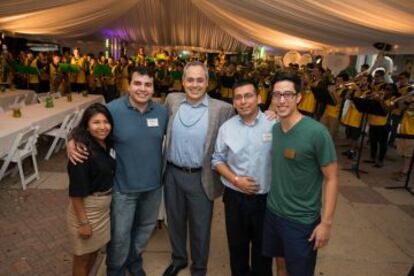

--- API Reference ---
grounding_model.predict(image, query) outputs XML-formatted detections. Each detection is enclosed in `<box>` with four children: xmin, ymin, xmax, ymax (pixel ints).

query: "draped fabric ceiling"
<box><xmin>0</xmin><ymin>0</ymin><xmax>414</xmax><ymax>54</ymax></box>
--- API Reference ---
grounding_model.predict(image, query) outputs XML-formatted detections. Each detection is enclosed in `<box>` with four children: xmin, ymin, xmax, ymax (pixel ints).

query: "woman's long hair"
<box><xmin>70</xmin><ymin>103</ymin><xmax>114</xmax><ymax>154</ymax></box>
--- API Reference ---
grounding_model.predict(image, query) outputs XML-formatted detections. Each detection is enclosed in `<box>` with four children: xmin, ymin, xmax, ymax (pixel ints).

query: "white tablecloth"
<box><xmin>0</xmin><ymin>89</ymin><xmax>37</xmax><ymax>111</ymax></box>
<box><xmin>0</xmin><ymin>94</ymin><xmax>105</xmax><ymax>157</ymax></box>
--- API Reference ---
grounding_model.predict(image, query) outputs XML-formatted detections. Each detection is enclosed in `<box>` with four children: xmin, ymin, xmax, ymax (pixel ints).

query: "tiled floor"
<box><xmin>0</xmin><ymin>136</ymin><xmax>413</xmax><ymax>275</ymax></box>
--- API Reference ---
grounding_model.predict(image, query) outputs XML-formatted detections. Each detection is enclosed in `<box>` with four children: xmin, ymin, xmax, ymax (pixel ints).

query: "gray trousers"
<box><xmin>164</xmin><ymin>164</ymin><xmax>213</xmax><ymax>276</ymax></box>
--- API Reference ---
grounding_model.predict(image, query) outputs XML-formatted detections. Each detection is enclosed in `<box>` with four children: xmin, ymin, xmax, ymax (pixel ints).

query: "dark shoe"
<box><xmin>373</xmin><ymin>161</ymin><xmax>384</xmax><ymax>168</ymax></box>
<box><xmin>342</xmin><ymin>150</ymin><xmax>351</xmax><ymax>156</ymax></box>
<box><xmin>347</xmin><ymin>150</ymin><xmax>355</xmax><ymax>160</ymax></box>
<box><xmin>163</xmin><ymin>263</ymin><xmax>188</xmax><ymax>276</ymax></box>
<box><xmin>363</xmin><ymin>159</ymin><xmax>375</xmax><ymax>163</ymax></box>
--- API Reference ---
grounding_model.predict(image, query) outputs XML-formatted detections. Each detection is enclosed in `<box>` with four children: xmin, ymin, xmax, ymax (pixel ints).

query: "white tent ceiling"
<box><xmin>1</xmin><ymin>0</ymin><xmax>414</xmax><ymax>54</ymax></box>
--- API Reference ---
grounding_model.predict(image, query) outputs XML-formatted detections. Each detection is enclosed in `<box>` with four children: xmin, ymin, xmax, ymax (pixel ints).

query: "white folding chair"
<box><xmin>43</xmin><ymin>110</ymin><xmax>79</xmax><ymax>160</ymax></box>
<box><xmin>13</xmin><ymin>94</ymin><xmax>27</xmax><ymax>106</ymax></box>
<box><xmin>25</xmin><ymin>92</ymin><xmax>36</xmax><ymax>105</ymax></box>
<box><xmin>72</xmin><ymin>108</ymin><xmax>85</xmax><ymax>127</ymax></box>
<box><xmin>0</xmin><ymin>126</ymin><xmax>40</xmax><ymax>190</ymax></box>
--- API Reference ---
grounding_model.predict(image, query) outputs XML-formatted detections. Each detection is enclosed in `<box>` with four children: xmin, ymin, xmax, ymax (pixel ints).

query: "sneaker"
<box><xmin>342</xmin><ymin>150</ymin><xmax>351</xmax><ymax>156</ymax></box>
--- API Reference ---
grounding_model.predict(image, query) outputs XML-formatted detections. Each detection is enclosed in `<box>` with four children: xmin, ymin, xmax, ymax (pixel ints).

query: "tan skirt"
<box><xmin>66</xmin><ymin>194</ymin><xmax>112</xmax><ymax>256</ymax></box>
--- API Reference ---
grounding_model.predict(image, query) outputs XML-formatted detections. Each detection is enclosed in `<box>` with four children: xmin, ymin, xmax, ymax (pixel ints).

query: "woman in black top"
<box><xmin>66</xmin><ymin>103</ymin><xmax>115</xmax><ymax>276</ymax></box>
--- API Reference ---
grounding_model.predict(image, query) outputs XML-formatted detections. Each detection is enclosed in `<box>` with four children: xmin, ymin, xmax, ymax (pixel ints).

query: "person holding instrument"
<box><xmin>393</xmin><ymin>86</ymin><xmax>414</xmax><ymax>181</ymax></box>
<box><xmin>364</xmin><ymin>81</ymin><xmax>395</xmax><ymax>168</ymax></box>
<box><xmin>341</xmin><ymin>74</ymin><xmax>371</xmax><ymax>159</ymax></box>
<box><xmin>66</xmin><ymin>103</ymin><xmax>115</xmax><ymax>276</ymax></box>
<box><xmin>389</xmin><ymin>71</ymin><xmax>413</xmax><ymax>147</ymax></box>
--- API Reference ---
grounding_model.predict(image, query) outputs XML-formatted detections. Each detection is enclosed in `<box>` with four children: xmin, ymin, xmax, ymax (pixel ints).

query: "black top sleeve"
<box><xmin>68</xmin><ymin>161</ymin><xmax>91</xmax><ymax>197</ymax></box>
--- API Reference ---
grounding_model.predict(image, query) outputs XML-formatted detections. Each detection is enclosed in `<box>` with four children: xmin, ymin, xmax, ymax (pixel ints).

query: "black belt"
<box><xmin>168</xmin><ymin>162</ymin><xmax>202</xmax><ymax>173</ymax></box>
<box><xmin>92</xmin><ymin>188</ymin><xmax>112</xmax><ymax>197</ymax></box>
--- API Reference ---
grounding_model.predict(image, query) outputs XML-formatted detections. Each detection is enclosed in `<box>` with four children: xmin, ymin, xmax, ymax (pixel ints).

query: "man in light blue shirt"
<box><xmin>168</xmin><ymin>95</ymin><xmax>208</xmax><ymax>168</ymax></box>
<box><xmin>163</xmin><ymin>62</ymin><xmax>234</xmax><ymax>276</ymax></box>
<box><xmin>212</xmin><ymin>80</ymin><xmax>286</xmax><ymax>276</ymax></box>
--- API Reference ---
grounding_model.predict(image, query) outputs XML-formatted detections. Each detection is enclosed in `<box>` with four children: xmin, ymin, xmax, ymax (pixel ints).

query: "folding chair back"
<box><xmin>44</xmin><ymin>110</ymin><xmax>79</xmax><ymax>160</ymax></box>
<box><xmin>0</xmin><ymin>126</ymin><xmax>40</xmax><ymax>189</ymax></box>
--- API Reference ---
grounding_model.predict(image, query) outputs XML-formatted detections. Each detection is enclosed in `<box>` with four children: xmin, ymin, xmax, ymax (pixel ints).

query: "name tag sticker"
<box><xmin>262</xmin><ymin>133</ymin><xmax>272</xmax><ymax>143</ymax></box>
<box><xmin>109</xmin><ymin>148</ymin><xmax>116</xmax><ymax>159</ymax></box>
<box><xmin>284</xmin><ymin>148</ymin><xmax>296</xmax><ymax>159</ymax></box>
<box><xmin>147</xmin><ymin>118</ymin><xmax>159</xmax><ymax>127</ymax></box>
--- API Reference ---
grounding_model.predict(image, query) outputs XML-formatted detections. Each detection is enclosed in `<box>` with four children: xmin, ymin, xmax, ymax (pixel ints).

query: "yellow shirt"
<box><xmin>392</xmin><ymin>85</ymin><xmax>412</xmax><ymax>116</ymax></box>
<box><xmin>341</xmin><ymin>90</ymin><xmax>364</xmax><ymax>128</ymax></box>
<box><xmin>70</xmin><ymin>56</ymin><xmax>86</xmax><ymax>84</ymax></box>
<box><xmin>323</xmin><ymin>88</ymin><xmax>345</xmax><ymax>119</ymax></box>
<box><xmin>28</xmin><ymin>58</ymin><xmax>39</xmax><ymax>84</ymax></box>
<box><xmin>120</xmin><ymin>65</ymin><xmax>130</xmax><ymax>92</ymax></box>
<box><xmin>259</xmin><ymin>86</ymin><xmax>269</xmax><ymax>105</ymax></box>
<box><xmin>106</xmin><ymin>64</ymin><xmax>117</xmax><ymax>86</ymax></box>
<box><xmin>368</xmin><ymin>99</ymin><xmax>390</xmax><ymax>126</ymax></box>
<box><xmin>298</xmin><ymin>89</ymin><xmax>316</xmax><ymax>114</ymax></box>
<box><xmin>400</xmin><ymin>98</ymin><xmax>414</xmax><ymax>135</ymax></box>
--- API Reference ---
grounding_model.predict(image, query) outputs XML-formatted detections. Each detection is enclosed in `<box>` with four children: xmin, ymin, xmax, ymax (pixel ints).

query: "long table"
<box><xmin>0</xmin><ymin>89</ymin><xmax>37</xmax><ymax>111</ymax></box>
<box><xmin>0</xmin><ymin>94</ymin><xmax>104</xmax><ymax>157</ymax></box>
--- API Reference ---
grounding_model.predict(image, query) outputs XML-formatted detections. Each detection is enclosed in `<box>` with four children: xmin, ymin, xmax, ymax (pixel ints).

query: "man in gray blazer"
<box><xmin>163</xmin><ymin>61</ymin><xmax>234</xmax><ymax>276</ymax></box>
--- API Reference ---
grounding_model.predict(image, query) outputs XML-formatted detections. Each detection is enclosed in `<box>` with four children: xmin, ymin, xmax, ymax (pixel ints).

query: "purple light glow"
<box><xmin>100</xmin><ymin>28</ymin><xmax>128</xmax><ymax>40</ymax></box>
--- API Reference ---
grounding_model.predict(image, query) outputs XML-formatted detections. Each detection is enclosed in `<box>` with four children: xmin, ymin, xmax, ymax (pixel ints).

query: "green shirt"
<box><xmin>267</xmin><ymin>116</ymin><xmax>336</xmax><ymax>224</ymax></box>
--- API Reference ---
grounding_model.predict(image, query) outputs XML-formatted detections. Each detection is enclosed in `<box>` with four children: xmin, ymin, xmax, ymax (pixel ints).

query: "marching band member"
<box><xmin>365</xmin><ymin>82</ymin><xmax>394</xmax><ymax>168</ymax></box>
<box><xmin>70</xmin><ymin>48</ymin><xmax>87</xmax><ymax>92</ymax></box>
<box><xmin>298</xmin><ymin>71</ymin><xmax>317</xmax><ymax>117</ymax></box>
<box><xmin>389</xmin><ymin>71</ymin><xmax>413</xmax><ymax>147</ymax></box>
<box><xmin>394</xmin><ymin>87</ymin><xmax>414</xmax><ymax>181</ymax></box>
<box><xmin>341</xmin><ymin>75</ymin><xmax>371</xmax><ymax>159</ymax></box>
<box><xmin>25</xmin><ymin>51</ymin><xmax>40</xmax><ymax>93</ymax></box>
<box><xmin>320</xmin><ymin>73</ymin><xmax>349</xmax><ymax>140</ymax></box>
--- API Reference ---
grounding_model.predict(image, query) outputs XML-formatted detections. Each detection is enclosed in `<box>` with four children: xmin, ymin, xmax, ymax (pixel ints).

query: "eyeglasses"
<box><xmin>234</xmin><ymin>92</ymin><xmax>256</xmax><ymax>101</ymax></box>
<box><xmin>271</xmin><ymin>91</ymin><xmax>297</xmax><ymax>101</ymax></box>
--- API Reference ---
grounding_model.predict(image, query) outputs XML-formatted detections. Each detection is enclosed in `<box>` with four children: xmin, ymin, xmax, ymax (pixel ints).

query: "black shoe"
<box><xmin>373</xmin><ymin>161</ymin><xmax>384</xmax><ymax>168</ymax></box>
<box><xmin>347</xmin><ymin>150</ymin><xmax>355</xmax><ymax>160</ymax></box>
<box><xmin>363</xmin><ymin>159</ymin><xmax>376</xmax><ymax>163</ymax></box>
<box><xmin>163</xmin><ymin>263</ymin><xmax>188</xmax><ymax>276</ymax></box>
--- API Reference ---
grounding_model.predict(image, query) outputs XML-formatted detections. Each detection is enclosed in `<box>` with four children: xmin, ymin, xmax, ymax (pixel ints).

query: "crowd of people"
<box><xmin>3</xmin><ymin>45</ymin><xmax>412</xmax><ymax>276</ymax></box>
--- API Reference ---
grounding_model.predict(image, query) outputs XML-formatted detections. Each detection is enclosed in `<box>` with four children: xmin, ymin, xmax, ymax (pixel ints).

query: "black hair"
<box><xmin>232</xmin><ymin>79</ymin><xmax>258</xmax><ymax>94</ymax></box>
<box><xmin>374</xmin><ymin>70</ymin><xmax>385</xmax><ymax>77</ymax></box>
<box><xmin>399</xmin><ymin>71</ymin><xmax>410</xmax><ymax>79</ymax></box>
<box><xmin>129</xmin><ymin>66</ymin><xmax>154</xmax><ymax>83</ymax></box>
<box><xmin>361</xmin><ymin>64</ymin><xmax>370</xmax><ymax>70</ymax></box>
<box><xmin>272</xmin><ymin>71</ymin><xmax>302</xmax><ymax>93</ymax></box>
<box><xmin>70</xmin><ymin>103</ymin><xmax>114</xmax><ymax>153</ymax></box>
<box><xmin>337</xmin><ymin>72</ymin><xmax>350</xmax><ymax>82</ymax></box>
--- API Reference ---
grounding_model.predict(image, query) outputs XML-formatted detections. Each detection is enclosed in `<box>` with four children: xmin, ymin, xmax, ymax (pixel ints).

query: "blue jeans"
<box><xmin>106</xmin><ymin>187</ymin><xmax>162</xmax><ymax>276</ymax></box>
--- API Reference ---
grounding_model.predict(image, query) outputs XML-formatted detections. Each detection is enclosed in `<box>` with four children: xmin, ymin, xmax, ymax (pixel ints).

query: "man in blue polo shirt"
<box><xmin>68</xmin><ymin>67</ymin><xmax>168</xmax><ymax>276</ymax></box>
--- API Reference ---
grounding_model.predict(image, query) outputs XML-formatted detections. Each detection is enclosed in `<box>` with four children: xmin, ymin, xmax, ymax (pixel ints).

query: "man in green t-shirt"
<box><xmin>262</xmin><ymin>71</ymin><xmax>338</xmax><ymax>276</ymax></box>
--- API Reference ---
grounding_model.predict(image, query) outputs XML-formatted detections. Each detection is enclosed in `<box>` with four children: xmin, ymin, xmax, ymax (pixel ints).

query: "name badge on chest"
<box><xmin>147</xmin><ymin>118</ymin><xmax>159</xmax><ymax>127</ymax></box>
<box><xmin>109</xmin><ymin>148</ymin><xmax>116</xmax><ymax>159</ymax></box>
<box><xmin>262</xmin><ymin>133</ymin><xmax>272</xmax><ymax>143</ymax></box>
<box><xmin>284</xmin><ymin>148</ymin><xmax>296</xmax><ymax>159</ymax></box>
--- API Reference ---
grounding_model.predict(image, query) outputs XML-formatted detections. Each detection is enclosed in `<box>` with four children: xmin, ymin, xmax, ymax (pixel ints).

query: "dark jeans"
<box><xmin>223</xmin><ymin>188</ymin><xmax>272</xmax><ymax>276</ymax></box>
<box><xmin>369</xmin><ymin>125</ymin><xmax>389</xmax><ymax>162</ymax></box>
